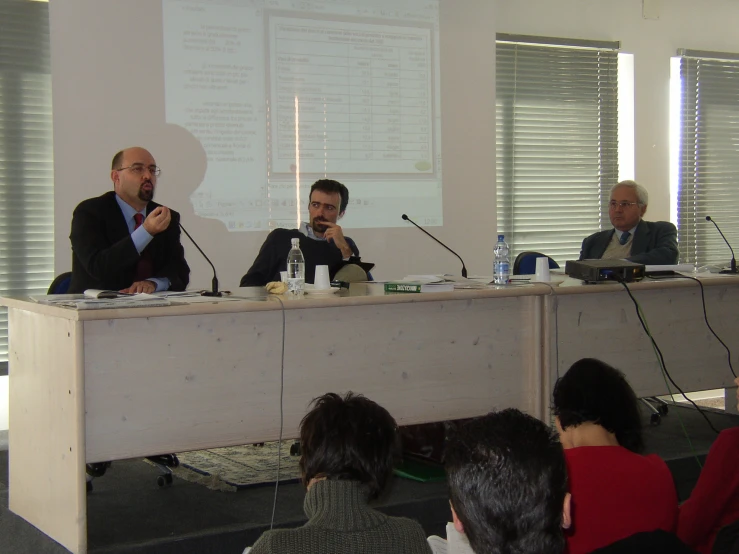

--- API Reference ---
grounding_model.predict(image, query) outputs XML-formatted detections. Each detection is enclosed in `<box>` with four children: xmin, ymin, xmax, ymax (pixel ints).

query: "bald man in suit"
<box><xmin>69</xmin><ymin>146</ymin><xmax>189</xmax><ymax>294</ymax></box>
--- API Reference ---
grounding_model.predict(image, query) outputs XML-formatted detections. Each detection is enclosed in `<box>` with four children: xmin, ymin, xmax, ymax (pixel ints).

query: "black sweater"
<box><xmin>240</xmin><ymin>228</ymin><xmax>359</xmax><ymax>287</ymax></box>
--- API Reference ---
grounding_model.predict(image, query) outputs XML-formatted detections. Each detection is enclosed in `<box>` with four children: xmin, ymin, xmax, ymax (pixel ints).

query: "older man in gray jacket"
<box><xmin>579</xmin><ymin>180</ymin><xmax>679</xmax><ymax>265</ymax></box>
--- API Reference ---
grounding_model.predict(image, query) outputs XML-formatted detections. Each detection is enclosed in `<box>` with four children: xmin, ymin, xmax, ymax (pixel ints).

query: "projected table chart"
<box><xmin>270</xmin><ymin>16</ymin><xmax>436</xmax><ymax>173</ymax></box>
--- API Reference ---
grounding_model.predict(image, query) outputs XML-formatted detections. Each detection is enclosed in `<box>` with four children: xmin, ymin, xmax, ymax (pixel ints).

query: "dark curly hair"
<box><xmin>445</xmin><ymin>409</ymin><xmax>568</xmax><ymax>554</ymax></box>
<box><xmin>310</xmin><ymin>179</ymin><xmax>349</xmax><ymax>213</ymax></box>
<box><xmin>299</xmin><ymin>392</ymin><xmax>399</xmax><ymax>499</ymax></box>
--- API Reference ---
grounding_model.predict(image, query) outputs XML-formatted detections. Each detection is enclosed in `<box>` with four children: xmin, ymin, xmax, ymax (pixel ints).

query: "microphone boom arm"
<box><xmin>706</xmin><ymin>216</ymin><xmax>737</xmax><ymax>274</ymax></box>
<box><xmin>179</xmin><ymin>222</ymin><xmax>222</xmax><ymax>296</ymax></box>
<box><xmin>402</xmin><ymin>214</ymin><xmax>468</xmax><ymax>278</ymax></box>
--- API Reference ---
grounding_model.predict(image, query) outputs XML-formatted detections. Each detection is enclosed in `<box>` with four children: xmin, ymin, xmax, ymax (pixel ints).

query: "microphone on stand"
<box><xmin>705</xmin><ymin>216</ymin><xmax>737</xmax><ymax>274</ymax></box>
<box><xmin>178</xmin><ymin>222</ymin><xmax>223</xmax><ymax>296</ymax></box>
<box><xmin>401</xmin><ymin>214</ymin><xmax>468</xmax><ymax>278</ymax></box>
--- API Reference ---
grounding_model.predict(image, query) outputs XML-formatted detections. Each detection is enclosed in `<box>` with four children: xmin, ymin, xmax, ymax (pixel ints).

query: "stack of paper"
<box><xmin>35</xmin><ymin>293</ymin><xmax>171</xmax><ymax>310</ymax></box>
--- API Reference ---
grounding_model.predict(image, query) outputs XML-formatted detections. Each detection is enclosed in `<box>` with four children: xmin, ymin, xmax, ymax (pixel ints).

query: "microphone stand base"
<box><xmin>201</xmin><ymin>291</ymin><xmax>223</xmax><ymax>297</ymax></box>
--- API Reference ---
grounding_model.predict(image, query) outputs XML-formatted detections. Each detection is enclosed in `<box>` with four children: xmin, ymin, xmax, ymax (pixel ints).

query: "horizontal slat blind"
<box><xmin>678</xmin><ymin>54</ymin><xmax>739</xmax><ymax>267</ymax></box>
<box><xmin>496</xmin><ymin>37</ymin><xmax>619</xmax><ymax>264</ymax></box>
<box><xmin>0</xmin><ymin>0</ymin><xmax>55</xmax><ymax>372</ymax></box>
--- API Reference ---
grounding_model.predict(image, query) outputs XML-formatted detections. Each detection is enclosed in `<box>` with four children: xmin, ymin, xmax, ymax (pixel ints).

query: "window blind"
<box><xmin>677</xmin><ymin>50</ymin><xmax>739</xmax><ymax>268</ymax></box>
<box><xmin>0</xmin><ymin>0</ymin><xmax>55</xmax><ymax>375</ymax></box>
<box><xmin>496</xmin><ymin>34</ymin><xmax>619</xmax><ymax>264</ymax></box>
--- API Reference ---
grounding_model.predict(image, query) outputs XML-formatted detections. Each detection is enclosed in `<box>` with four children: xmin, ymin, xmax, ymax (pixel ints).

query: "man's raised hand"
<box><xmin>322</xmin><ymin>221</ymin><xmax>353</xmax><ymax>258</ymax></box>
<box><xmin>143</xmin><ymin>206</ymin><xmax>171</xmax><ymax>235</ymax></box>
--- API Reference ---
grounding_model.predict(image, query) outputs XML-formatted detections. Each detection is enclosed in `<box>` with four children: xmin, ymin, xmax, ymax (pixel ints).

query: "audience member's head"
<box><xmin>299</xmin><ymin>391</ymin><xmax>399</xmax><ymax>499</ymax></box>
<box><xmin>553</xmin><ymin>358</ymin><xmax>643</xmax><ymax>453</ymax></box>
<box><xmin>445</xmin><ymin>408</ymin><xmax>571</xmax><ymax>554</ymax></box>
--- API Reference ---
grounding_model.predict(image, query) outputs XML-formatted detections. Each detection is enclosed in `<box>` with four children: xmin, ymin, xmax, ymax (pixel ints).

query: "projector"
<box><xmin>565</xmin><ymin>259</ymin><xmax>645</xmax><ymax>283</ymax></box>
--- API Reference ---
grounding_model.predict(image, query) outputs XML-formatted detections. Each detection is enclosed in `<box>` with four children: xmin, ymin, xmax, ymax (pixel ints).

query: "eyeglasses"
<box><xmin>116</xmin><ymin>164</ymin><xmax>161</xmax><ymax>177</ymax></box>
<box><xmin>608</xmin><ymin>201</ymin><xmax>639</xmax><ymax>209</ymax></box>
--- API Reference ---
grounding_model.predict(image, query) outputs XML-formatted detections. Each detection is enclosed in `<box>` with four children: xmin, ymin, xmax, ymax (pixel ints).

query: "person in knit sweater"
<box><xmin>553</xmin><ymin>358</ymin><xmax>679</xmax><ymax>554</ymax></box>
<box><xmin>246</xmin><ymin>392</ymin><xmax>432</xmax><ymax>554</ymax></box>
<box><xmin>441</xmin><ymin>409</ymin><xmax>572</xmax><ymax>554</ymax></box>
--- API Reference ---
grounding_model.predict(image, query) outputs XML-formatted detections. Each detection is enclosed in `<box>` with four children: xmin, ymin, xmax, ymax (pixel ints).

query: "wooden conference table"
<box><xmin>2</xmin><ymin>274</ymin><xmax>739</xmax><ymax>553</ymax></box>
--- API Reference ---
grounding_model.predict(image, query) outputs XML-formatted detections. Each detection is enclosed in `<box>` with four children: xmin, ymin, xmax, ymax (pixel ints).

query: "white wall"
<box><xmin>50</xmin><ymin>0</ymin><xmax>496</xmax><ymax>286</ymax></box>
<box><xmin>50</xmin><ymin>0</ymin><xmax>739</xmax><ymax>287</ymax></box>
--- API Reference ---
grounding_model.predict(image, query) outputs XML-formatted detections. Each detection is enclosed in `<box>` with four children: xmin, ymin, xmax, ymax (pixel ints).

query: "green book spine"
<box><xmin>384</xmin><ymin>282</ymin><xmax>423</xmax><ymax>293</ymax></box>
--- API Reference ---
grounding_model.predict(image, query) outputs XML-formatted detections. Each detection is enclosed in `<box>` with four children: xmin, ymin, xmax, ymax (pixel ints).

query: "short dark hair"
<box><xmin>445</xmin><ymin>409</ymin><xmax>568</xmax><ymax>554</ymax></box>
<box><xmin>309</xmin><ymin>179</ymin><xmax>349</xmax><ymax>213</ymax></box>
<box><xmin>111</xmin><ymin>150</ymin><xmax>125</xmax><ymax>170</ymax></box>
<box><xmin>299</xmin><ymin>392</ymin><xmax>399</xmax><ymax>499</ymax></box>
<box><xmin>552</xmin><ymin>358</ymin><xmax>644</xmax><ymax>453</ymax></box>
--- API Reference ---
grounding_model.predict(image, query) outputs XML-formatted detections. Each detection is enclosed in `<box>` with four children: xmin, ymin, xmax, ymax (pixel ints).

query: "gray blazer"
<box><xmin>579</xmin><ymin>219</ymin><xmax>679</xmax><ymax>265</ymax></box>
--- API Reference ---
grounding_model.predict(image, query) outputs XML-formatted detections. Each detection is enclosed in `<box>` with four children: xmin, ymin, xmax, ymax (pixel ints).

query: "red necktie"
<box><xmin>133</xmin><ymin>213</ymin><xmax>153</xmax><ymax>281</ymax></box>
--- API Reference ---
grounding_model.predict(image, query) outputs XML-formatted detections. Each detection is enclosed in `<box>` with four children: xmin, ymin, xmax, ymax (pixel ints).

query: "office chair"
<box><xmin>47</xmin><ymin>273</ymin><xmax>180</xmax><ymax>490</ymax></box>
<box><xmin>641</xmin><ymin>396</ymin><xmax>669</xmax><ymax>425</ymax></box>
<box><xmin>513</xmin><ymin>251</ymin><xmax>560</xmax><ymax>275</ymax></box>
<box><xmin>47</xmin><ymin>272</ymin><xmax>73</xmax><ymax>294</ymax></box>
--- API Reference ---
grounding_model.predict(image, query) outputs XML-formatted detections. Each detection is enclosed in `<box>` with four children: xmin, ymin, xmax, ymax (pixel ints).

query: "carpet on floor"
<box><xmin>159</xmin><ymin>441</ymin><xmax>302</xmax><ymax>492</ymax></box>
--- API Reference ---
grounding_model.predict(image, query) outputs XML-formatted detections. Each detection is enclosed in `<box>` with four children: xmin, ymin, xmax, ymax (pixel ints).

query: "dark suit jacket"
<box><xmin>68</xmin><ymin>191</ymin><xmax>190</xmax><ymax>293</ymax></box>
<box><xmin>579</xmin><ymin>219</ymin><xmax>679</xmax><ymax>265</ymax></box>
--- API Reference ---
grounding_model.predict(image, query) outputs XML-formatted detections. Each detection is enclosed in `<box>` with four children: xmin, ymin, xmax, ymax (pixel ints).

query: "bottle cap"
<box><xmin>291</xmin><ymin>237</ymin><xmax>300</xmax><ymax>247</ymax></box>
<box><xmin>498</xmin><ymin>234</ymin><xmax>505</xmax><ymax>241</ymax></box>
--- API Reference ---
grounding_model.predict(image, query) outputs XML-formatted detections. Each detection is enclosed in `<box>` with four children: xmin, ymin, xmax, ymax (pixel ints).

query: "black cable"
<box><xmin>615</xmin><ymin>278</ymin><xmax>720</xmax><ymax>435</ymax></box>
<box><xmin>270</xmin><ymin>297</ymin><xmax>287</xmax><ymax>530</ymax></box>
<box><xmin>540</xmin><ymin>282</ymin><xmax>561</xmax><ymax>381</ymax></box>
<box><xmin>648</xmin><ymin>274</ymin><xmax>735</xmax><ymax>379</ymax></box>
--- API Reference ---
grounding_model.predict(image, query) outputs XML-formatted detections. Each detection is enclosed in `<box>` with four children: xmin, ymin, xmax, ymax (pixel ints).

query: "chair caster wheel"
<box><xmin>157</xmin><ymin>473</ymin><xmax>173</xmax><ymax>487</ymax></box>
<box><xmin>86</xmin><ymin>481</ymin><xmax>93</xmax><ymax>494</ymax></box>
<box><xmin>290</xmin><ymin>442</ymin><xmax>301</xmax><ymax>456</ymax></box>
<box><xmin>650</xmin><ymin>412</ymin><xmax>661</xmax><ymax>426</ymax></box>
<box><xmin>658</xmin><ymin>404</ymin><xmax>669</xmax><ymax>416</ymax></box>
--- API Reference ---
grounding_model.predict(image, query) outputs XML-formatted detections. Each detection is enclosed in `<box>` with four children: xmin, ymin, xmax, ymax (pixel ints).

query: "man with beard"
<box><xmin>68</xmin><ymin>146</ymin><xmax>190</xmax><ymax>294</ymax></box>
<box><xmin>240</xmin><ymin>179</ymin><xmax>361</xmax><ymax>286</ymax></box>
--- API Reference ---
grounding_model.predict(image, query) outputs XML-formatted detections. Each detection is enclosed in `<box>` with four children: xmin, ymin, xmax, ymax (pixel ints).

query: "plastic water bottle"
<box><xmin>493</xmin><ymin>234</ymin><xmax>510</xmax><ymax>285</ymax></box>
<box><xmin>286</xmin><ymin>237</ymin><xmax>305</xmax><ymax>296</ymax></box>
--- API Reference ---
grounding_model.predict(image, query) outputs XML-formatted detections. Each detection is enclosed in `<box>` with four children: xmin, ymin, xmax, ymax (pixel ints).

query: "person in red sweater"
<box><xmin>552</xmin><ymin>358</ymin><xmax>679</xmax><ymax>554</ymax></box>
<box><xmin>677</xmin><ymin>377</ymin><xmax>739</xmax><ymax>554</ymax></box>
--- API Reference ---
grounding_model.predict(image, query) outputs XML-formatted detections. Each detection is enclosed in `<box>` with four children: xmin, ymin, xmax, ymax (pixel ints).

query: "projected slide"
<box><xmin>163</xmin><ymin>0</ymin><xmax>442</xmax><ymax>231</ymax></box>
